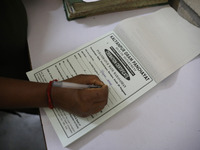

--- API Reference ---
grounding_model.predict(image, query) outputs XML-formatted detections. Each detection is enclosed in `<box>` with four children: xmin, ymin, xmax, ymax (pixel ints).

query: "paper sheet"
<box><xmin>27</xmin><ymin>32</ymin><xmax>156</xmax><ymax>146</ymax></box>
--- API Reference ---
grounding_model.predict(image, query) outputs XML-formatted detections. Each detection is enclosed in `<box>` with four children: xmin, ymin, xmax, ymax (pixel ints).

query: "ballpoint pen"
<box><xmin>52</xmin><ymin>81</ymin><xmax>101</xmax><ymax>89</ymax></box>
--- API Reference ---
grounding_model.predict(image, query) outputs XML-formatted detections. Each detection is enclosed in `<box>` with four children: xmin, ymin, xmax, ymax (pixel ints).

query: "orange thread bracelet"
<box><xmin>47</xmin><ymin>79</ymin><xmax>57</xmax><ymax>109</ymax></box>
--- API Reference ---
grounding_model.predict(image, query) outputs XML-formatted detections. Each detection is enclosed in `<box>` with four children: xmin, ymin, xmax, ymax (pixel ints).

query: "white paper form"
<box><xmin>27</xmin><ymin>32</ymin><xmax>156</xmax><ymax>146</ymax></box>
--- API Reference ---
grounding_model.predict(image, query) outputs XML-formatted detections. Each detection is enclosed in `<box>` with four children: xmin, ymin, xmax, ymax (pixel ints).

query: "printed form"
<box><xmin>27</xmin><ymin>32</ymin><xmax>156</xmax><ymax>146</ymax></box>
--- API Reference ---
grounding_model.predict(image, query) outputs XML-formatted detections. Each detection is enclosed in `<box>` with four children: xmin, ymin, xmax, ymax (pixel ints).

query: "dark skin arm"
<box><xmin>0</xmin><ymin>75</ymin><xmax>108</xmax><ymax>117</ymax></box>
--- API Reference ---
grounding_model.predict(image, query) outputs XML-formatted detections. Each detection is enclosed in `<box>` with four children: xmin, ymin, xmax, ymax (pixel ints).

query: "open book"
<box><xmin>63</xmin><ymin>0</ymin><xmax>168</xmax><ymax>20</ymax></box>
<box><xmin>27</xmin><ymin>7</ymin><xmax>200</xmax><ymax>147</ymax></box>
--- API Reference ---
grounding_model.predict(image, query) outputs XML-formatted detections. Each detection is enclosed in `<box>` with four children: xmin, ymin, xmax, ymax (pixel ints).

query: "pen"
<box><xmin>52</xmin><ymin>81</ymin><xmax>101</xmax><ymax>89</ymax></box>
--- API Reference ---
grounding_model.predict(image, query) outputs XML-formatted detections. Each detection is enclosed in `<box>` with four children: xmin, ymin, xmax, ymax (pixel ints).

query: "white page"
<box><xmin>114</xmin><ymin>7</ymin><xmax>200</xmax><ymax>83</ymax></box>
<box><xmin>27</xmin><ymin>32</ymin><xmax>156</xmax><ymax>146</ymax></box>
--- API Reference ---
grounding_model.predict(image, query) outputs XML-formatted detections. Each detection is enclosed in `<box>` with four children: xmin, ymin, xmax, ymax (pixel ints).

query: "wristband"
<box><xmin>47</xmin><ymin>79</ymin><xmax>57</xmax><ymax>109</ymax></box>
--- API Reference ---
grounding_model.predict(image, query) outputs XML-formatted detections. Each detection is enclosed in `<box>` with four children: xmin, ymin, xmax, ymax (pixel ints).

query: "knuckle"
<box><xmin>80</xmin><ymin>105</ymin><xmax>90</xmax><ymax>113</ymax></box>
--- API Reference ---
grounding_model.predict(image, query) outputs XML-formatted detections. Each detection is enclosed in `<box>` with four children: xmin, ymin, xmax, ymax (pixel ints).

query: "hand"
<box><xmin>51</xmin><ymin>75</ymin><xmax>108</xmax><ymax>117</ymax></box>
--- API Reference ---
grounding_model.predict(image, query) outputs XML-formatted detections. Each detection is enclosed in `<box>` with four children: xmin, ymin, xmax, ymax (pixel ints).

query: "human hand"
<box><xmin>51</xmin><ymin>75</ymin><xmax>108</xmax><ymax>117</ymax></box>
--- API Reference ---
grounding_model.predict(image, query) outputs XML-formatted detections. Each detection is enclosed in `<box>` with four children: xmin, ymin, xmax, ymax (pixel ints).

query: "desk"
<box><xmin>23</xmin><ymin>0</ymin><xmax>200</xmax><ymax>150</ymax></box>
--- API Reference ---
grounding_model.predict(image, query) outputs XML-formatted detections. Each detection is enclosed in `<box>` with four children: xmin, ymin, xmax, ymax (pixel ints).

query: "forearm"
<box><xmin>0</xmin><ymin>75</ymin><xmax>108</xmax><ymax>117</ymax></box>
<box><xmin>0</xmin><ymin>77</ymin><xmax>49</xmax><ymax>109</ymax></box>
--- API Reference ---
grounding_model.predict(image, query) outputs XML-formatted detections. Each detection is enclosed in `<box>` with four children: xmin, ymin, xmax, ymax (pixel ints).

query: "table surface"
<box><xmin>23</xmin><ymin>0</ymin><xmax>200</xmax><ymax>150</ymax></box>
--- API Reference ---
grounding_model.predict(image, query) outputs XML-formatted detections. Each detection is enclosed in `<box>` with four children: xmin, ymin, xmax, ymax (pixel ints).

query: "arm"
<box><xmin>0</xmin><ymin>77</ymin><xmax>48</xmax><ymax>108</ymax></box>
<box><xmin>0</xmin><ymin>75</ymin><xmax>108</xmax><ymax>117</ymax></box>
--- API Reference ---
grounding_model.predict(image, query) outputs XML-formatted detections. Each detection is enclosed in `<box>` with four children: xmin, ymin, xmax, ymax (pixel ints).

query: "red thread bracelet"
<box><xmin>47</xmin><ymin>79</ymin><xmax>57</xmax><ymax>109</ymax></box>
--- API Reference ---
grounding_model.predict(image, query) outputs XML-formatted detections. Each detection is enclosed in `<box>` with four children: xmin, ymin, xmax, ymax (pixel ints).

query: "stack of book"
<box><xmin>63</xmin><ymin>0</ymin><xmax>169</xmax><ymax>20</ymax></box>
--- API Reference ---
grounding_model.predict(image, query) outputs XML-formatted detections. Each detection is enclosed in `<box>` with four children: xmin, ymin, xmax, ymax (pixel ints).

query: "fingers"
<box><xmin>59</xmin><ymin>74</ymin><xmax>108</xmax><ymax>117</ymax></box>
<box><xmin>91</xmin><ymin>101</ymin><xmax>107</xmax><ymax>113</ymax></box>
<box><xmin>71</xmin><ymin>84</ymin><xmax>108</xmax><ymax>117</ymax></box>
<box><xmin>77</xmin><ymin>101</ymin><xmax>107</xmax><ymax>118</ymax></box>
<box><xmin>80</xmin><ymin>85</ymin><xmax>108</xmax><ymax>103</ymax></box>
